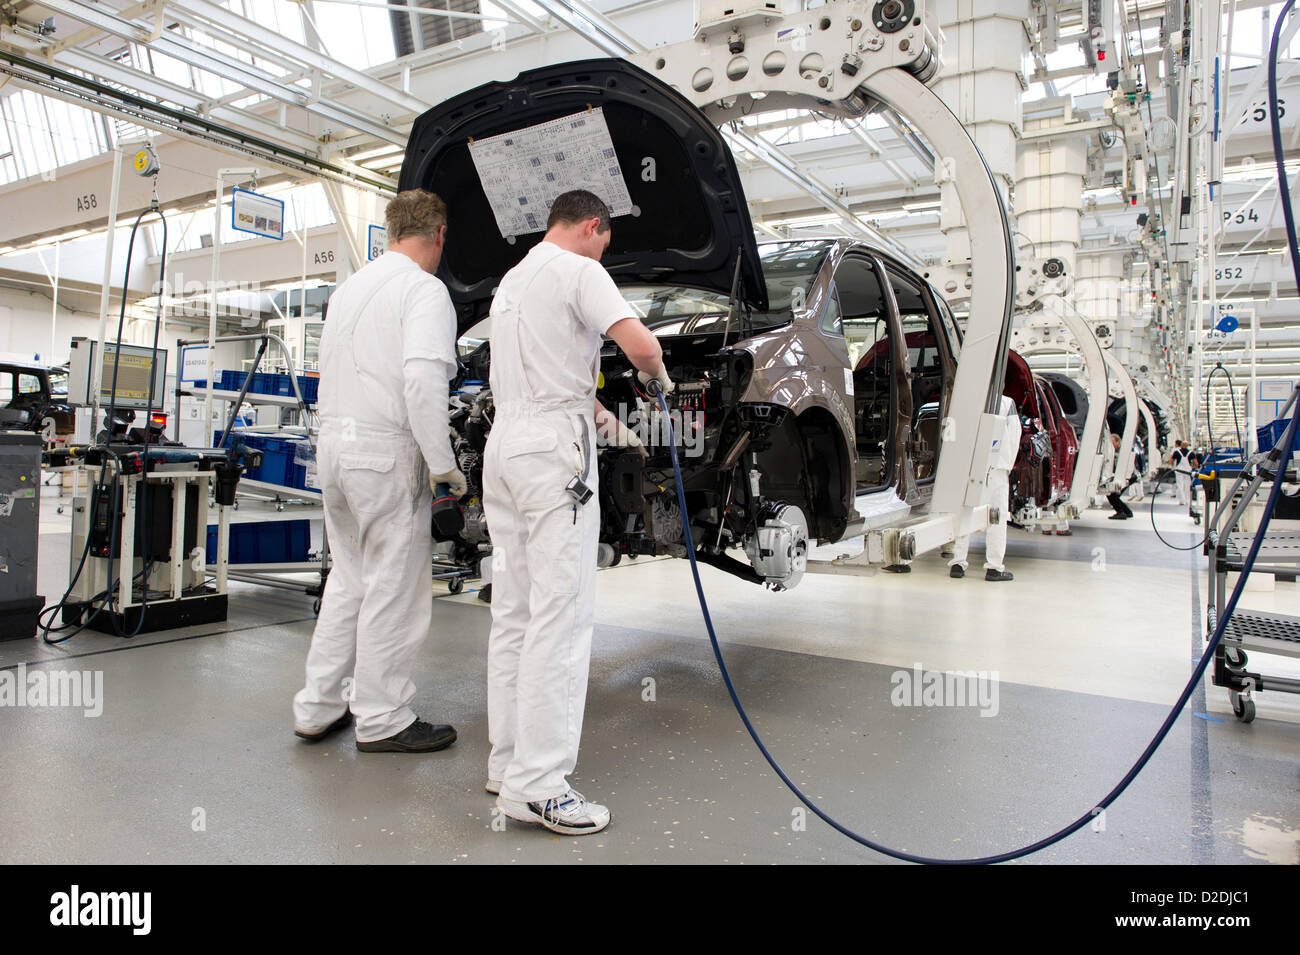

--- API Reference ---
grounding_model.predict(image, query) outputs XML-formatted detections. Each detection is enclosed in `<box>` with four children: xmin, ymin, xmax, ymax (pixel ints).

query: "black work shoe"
<box><xmin>985</xmin><ymin>569</ymin><xmax>1014</xmax><ymax>582</ymax></box>
<box><xmin>949</xmin><ymin>564</ymin><xmax>965</xmax><ymax>579</ymax></box>
<box><xmin>883</xmin><ymin>563</ymin><xmax>912</xmax><ymax>574</ymax></box>
<box><xmin>1108</xmin><ymin>513</ymin><xmax>1127</xmax><ymax>520</ymax></box>
<box><xmin>294</xmin><ymin>710</ymin><xmax>353</xmax><ymax>742</ymax></box>
<box><xmin>356</xmin><ymin>718</ymin><xmax>457</xmax><ymax>753</ymax></box>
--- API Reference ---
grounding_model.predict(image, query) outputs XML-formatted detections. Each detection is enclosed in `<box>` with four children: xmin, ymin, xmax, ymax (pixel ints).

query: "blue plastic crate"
<box><xmin>1258</xmin><ymin>419</ymin><xmax>1289</xmax><ymax>453</ymax></box>
<box><xmin>218</xmin><ymin>369</ymin><xmax>245</xmax><ymax>392</ymax></box>
<box><xmin>296</xmin><ymin>376</ymin><xmax>319</xmax><ymax>403</ymax></box>
<box><xmin>206</xmin><ymin>520</ymin><xmax>310</xmax><ymax>564</ymax></box>
<box><xmin>215</xmin><ymin>432</ymin><xmax>295</xmax><ymax>486</ymax></box>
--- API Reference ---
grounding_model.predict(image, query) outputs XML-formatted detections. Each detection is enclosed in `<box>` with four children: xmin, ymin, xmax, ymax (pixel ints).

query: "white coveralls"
<box><xmin>1173</xmin><ymin>448</ymin><xmax>1192</xmax><ymax>505</ymax></box>
<box><xmin>483</xmin><ymin>241</ymin><xmax>631</xmax><ymax>804</ymax></box>
<box><xmin>292</xmin><ymin>251</ymin><xmax>458</xmax><ymax>742</ymax></box>
<box><xmin>950</xmin><ymin>395</ymin><xmax>1020</xmax><ymax>572</ymax></box>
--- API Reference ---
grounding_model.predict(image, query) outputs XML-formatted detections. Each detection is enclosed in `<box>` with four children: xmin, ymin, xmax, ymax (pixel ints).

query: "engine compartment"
<box><xmin>448</xmin><ymin>333</ymin><xmax>817</xmax><ymax>589</ymax></box>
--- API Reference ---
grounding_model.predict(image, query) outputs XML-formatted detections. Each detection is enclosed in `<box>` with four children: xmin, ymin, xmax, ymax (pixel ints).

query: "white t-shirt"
<box><xmin>488</xmin><ymin>241</ymin><xmax>632</xmax><ymax>410</ymax></box>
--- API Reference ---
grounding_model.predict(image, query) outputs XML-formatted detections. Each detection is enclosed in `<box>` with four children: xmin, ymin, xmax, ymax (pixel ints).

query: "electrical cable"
<box><xmin>1129</xmin><ymin>0</ymin><xmax>1174</xmax><ymax>270</ymax></box>
<box><xmin>108</xmin><ymin>205</ymin><xmax>169</xmax><ymax>639</ymax></box>
<box><xmin>646</xmin><ymin>4</ymin><xmax>1300</xmax><ymax>860</ymax></box>
<box><xmin>1148</xmin><ymin>468</ymin><xmax>1211</xmax><ymax>551</ymax></box>
<box><xmin>1204</xmin><ymin>363</ymin><xmax>1245</xmax><ymax>464</ymax></box>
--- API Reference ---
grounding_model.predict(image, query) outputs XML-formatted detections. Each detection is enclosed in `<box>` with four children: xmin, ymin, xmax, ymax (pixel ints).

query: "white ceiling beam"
<box><xmin>33</xmin><ymin>0</ymin><xmax>406</xmax><ymax>143</ymax></box>
<box><xmin>171</xmin><ymin>0</ymin><xmax>426</xmax><ymax>115</ymax></box>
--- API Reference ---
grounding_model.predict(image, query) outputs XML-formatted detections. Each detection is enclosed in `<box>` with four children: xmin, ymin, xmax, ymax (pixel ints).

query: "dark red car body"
<box><xmin>1004</xmin><ymin>351</ymin><xmax>1079</xmax><ymax>515</ymax></box>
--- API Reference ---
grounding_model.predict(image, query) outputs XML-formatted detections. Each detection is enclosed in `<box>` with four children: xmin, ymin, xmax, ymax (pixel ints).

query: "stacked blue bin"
<box><xmin>213</xmin><ymin>370</ymin><xmax>319</xmax><ymax>402</ymax></box>
<box><xmin>206</xmin><ymin>520</ymin><xmax>311</xmax><ymax>564</ymax></box>
<box><xmin>1258</xmin><ymin>418</ymin><xmax>1290</xmax><ymax>453</ymax></box>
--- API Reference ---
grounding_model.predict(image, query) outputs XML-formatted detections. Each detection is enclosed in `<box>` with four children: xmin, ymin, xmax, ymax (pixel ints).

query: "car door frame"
<box><xmin>810</xmin><ymin>243</ymin><xmax>915</xmax><ymax>501</ymax></box>
<box><xmin>879</xmin><ymin>261</ymin><xmax>959</xmax><ymax>500</ymax></box>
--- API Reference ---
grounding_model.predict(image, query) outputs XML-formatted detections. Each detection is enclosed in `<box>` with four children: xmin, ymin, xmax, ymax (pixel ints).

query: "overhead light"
<box><xmin>901</xmin><ymin>199</ymin><xmax>940</xmax><ymax>213</ymax></box>
<box><xmin>349</xmin><ymin>144</ymin><xmax>405</xmax><ymax>163</ymax></box>
<box><xmin>763</xmin><ymin>212</ymin><xmax>841</xmax><ymax>228</ymax></box>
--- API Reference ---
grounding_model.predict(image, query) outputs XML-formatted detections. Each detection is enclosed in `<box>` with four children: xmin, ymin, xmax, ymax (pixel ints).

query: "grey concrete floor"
<box><xmin>1</xmin><ymin>492</ymin><xmax>1297</xmax><ymax>864</ymax></box>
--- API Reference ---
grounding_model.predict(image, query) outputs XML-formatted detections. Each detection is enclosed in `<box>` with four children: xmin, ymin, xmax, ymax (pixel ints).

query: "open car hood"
<box><xmin>399</xmin><ymin>58</ymin><xmax>768</xmax><ymax>335</ymax></box>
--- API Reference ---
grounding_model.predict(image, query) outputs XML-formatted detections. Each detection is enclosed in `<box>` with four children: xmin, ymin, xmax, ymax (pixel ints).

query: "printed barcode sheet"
<box><xmin>469</xmin><ymin>107</ymin><xmax>634</xmax><ymax>238</ymax></box>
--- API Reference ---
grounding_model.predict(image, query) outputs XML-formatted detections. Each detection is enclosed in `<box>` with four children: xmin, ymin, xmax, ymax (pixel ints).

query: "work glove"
<box><xmin>637</xmin><ymin>367</ymin><xmax>675</xmax><ymax>397</ymax></box>
<box><xmin>430</xmin><ymin>467</ymin><xmax>468</xmax><ymax>498</ymax></box>
<box><xmin>595</xmin><ymin>409</ymin><xmax>648</xmax><ymax>459</ymax></box>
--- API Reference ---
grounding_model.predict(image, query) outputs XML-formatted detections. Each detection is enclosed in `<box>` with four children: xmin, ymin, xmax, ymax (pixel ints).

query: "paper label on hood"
<box><xmin>469</xmin><ymin>107</ymin><xmax>634</xmax><ymax>239</ymax></box>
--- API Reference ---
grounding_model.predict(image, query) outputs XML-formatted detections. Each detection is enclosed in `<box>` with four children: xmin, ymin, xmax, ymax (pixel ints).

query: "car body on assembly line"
<box><xmin>402</xmin><ymin>58</ymin><xmax>965</xmax><ymax>590</ymax></box>
<box><xmin>1003</xmin><ymin>351</ymin><xmax>1078</xmax><ymax>522</ymax></box>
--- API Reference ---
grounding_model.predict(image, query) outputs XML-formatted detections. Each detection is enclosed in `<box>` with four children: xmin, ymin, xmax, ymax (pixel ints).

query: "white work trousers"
<box><xmin>949</xmin><ymin>467</ymin><xmax>1010</xmax><ymax>572</ymax></box>
<box><xmin>483</xmin><ymin>410</ymin><xmax>600</xmax><ymax>803</ymax></box>
<box><xmin>1175</xmin><ymin>472</ymin><xmax>1191</xmax><ymax>505</ymax></box>
<box><xmin>293</xmin><ymin>431</ymin><xmax>433</xmax><ymax>742</ymax></box>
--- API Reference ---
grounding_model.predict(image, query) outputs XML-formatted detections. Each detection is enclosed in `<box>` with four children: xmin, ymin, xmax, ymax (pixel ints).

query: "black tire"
<box><xmin>448</xmin><ymin>577</ymin><xmax>464</xmax><ymax>595</ymax></box>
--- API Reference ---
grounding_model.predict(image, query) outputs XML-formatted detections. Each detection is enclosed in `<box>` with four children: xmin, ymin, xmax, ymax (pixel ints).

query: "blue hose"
<box><xmin>653</xmin><ymin>9</ymin><xmax>1300</xmax><ymax>855</ymax></box>
<box><xmin>657</xmin><ymin>387</ymin><xmax>1298</xmax><ymax>864</ymax></box>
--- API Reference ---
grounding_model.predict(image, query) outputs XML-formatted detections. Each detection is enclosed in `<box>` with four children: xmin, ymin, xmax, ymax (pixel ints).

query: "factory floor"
<box><xmin>3</xmin><ymin>486</ymin><xmax>1298</xmax><ymax>865</ymax></box>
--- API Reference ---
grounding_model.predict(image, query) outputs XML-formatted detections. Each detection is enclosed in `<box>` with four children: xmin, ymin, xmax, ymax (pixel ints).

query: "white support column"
<box><xmin>932</xmin><ymin>0</ymin><xmax>1029</xmax><ymax>265</ymax></box>
<box><xmin>1077</xmin><ymin>251</ymin><xmax>1126</xmax><ymax>352</ymax></box>
<box><xmin>1015</xmin><ymin>131</ymin><xmax>1085</xmax><ymax>275</ymax></box>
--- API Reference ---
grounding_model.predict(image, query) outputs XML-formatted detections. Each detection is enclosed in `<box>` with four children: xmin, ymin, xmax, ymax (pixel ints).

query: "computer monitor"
<box><xmin>67</xmin><ymin>338</ymin><xmax>167</xmax><ymax>411</ymax></box>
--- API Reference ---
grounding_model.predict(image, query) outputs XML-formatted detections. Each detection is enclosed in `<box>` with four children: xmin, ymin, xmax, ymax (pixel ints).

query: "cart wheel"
<box><xmin>233</xmin><ymin>500</ymin><xmax>239</xmax><ymax>510</ymax></box>
<box><xmin>313</xmin><ymin>598</ymin><xmax>321</xmax><ymax>616</ymax></box>
<box><xmin>275</xmin><ymin>502</ymin><xmax>284</xmax><ymax>512</ymax></box>
<box><xmin>1224</xmin><ymin>647</ymin><xmax>1248</xmax><ymax>669</ymax></box>
<box><xmin>448</xmin><ymin>577</ymin><xmax>464</xmax><ymax>595</ymax></box>
<box><xmin>56</xmin><ymin>505</ymin><xmax>64</xmax><ymax>515</ymax></box>
<box><xmin>627</xmin><ymin>553</ymin><xmax>638</xmax><ymax>561</ymax></box>
<box><xmin>1230</xmin><ymin>693</ymin><xmax>1256</xmax><ymax>723</ymax></box>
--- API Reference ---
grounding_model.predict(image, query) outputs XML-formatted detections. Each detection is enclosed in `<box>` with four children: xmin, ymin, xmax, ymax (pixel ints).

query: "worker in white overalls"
<box><xmin>293</xmin><ymin>190</ymin><xmax>465</xmax><ymax>753</ymax></box>
<box><xmin>1172</xmin><ymin>440</ymin><xmax>1192</xmax><ymax>506</ymax></box>
<box><xmin>483</xmin><ymin>190</ymin><xmax>670</xmax><ymax>835</ymax></box>
<box><xmin>949</xmin><ymin>394</ymin><xmax>1020</xmax><ymax>582</ymax></box>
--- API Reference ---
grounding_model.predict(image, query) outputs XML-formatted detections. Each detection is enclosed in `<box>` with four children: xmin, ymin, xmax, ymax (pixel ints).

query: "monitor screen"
<box><xmin>97</xmin><ymin>343</ymin><xmax>166</xmax><ymax>411</ymax></box>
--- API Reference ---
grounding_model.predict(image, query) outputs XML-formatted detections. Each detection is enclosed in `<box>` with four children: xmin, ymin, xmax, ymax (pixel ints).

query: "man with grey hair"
<box><xmin>292</xmin><ymin>189</ymin><xmax>465</xmax><ymax>753</ymax></box>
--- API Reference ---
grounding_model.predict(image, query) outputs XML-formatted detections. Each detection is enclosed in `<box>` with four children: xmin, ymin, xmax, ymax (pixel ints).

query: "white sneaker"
<box><xmin>485</xmin><ymin>779</ymin><xmax>501</xmax><ymax>795</ymax></box>
<box><xmin>497</xmin><ymin>789</ymin><xmax>611</xmax><ymax>835</ymax></box>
